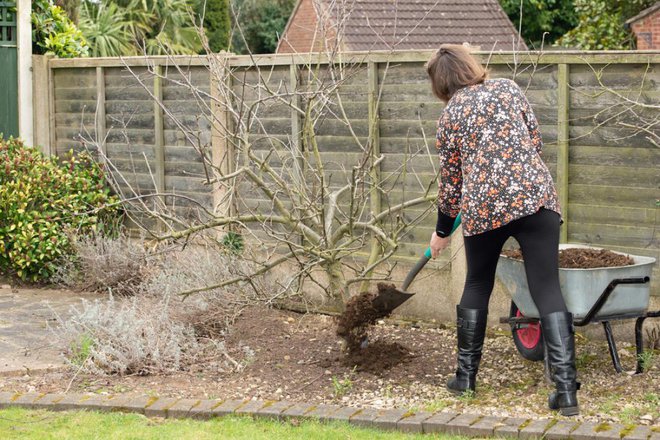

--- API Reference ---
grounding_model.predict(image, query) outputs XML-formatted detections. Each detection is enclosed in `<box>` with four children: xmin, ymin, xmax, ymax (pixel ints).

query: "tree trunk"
<box><xmin>325</xmin><ymin>260</ymin><xmax>349</xmax><ymax>308</ymax></box>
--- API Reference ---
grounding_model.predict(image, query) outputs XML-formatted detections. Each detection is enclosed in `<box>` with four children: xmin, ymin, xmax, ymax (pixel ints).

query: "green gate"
<box><xmin>0</xmin><ymin>1</ymin><xmax>18</xmax><ymax>138</ymax></box>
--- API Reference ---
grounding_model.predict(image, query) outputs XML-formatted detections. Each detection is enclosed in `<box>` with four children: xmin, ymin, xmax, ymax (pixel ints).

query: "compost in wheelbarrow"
<box><xmin>496</xmin><ymin>244</ymin><xmax>658</xmax><ymax>373</ymax></box>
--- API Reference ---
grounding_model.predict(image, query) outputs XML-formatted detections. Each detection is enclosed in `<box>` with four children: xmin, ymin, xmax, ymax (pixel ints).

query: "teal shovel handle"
<box><xmin>423</xmin><ymin>213</ymin><xmax>462</xmax><ymax>259</ymax></box>
<box><xmin>404</xmin><ymin>214</ymin><xmax>461</xmax><ymax>291</ymax></box>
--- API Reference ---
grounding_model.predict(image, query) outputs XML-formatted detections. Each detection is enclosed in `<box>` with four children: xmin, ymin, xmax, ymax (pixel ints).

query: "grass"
<box><xmin>0</xmin><ymin>407</ymin><xmax>469</xmax><ymax>440</ymax></box>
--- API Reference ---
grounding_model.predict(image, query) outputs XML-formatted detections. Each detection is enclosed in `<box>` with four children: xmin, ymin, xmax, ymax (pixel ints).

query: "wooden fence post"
<box><xmin>290</xmin><ymin>63</ymin><xmax>302</xmax><ymax>161</ymax></box>
<box><xmin>153</xmin><ymin>64</ymin><xmax>165</xmax><ymax>195</ymax></box>
<box><xmin>359</xmin><ymin>61</ymin><xmax>383</xmax><ymax>292</ymax></box>
<box><xmin>47</xmin><ymin>56</ymin><xmax>56</xmax><ymax>156</ymax></box>
<box><xmin>367</xmin><ymin>61</ymin><xmax>382</xmax><ymax>218</ymax></box>
<box><xmin>95</xmin><ymin>66</ymin><xmax>107</xmax><ymax>163</ymax></box>
<box><xmin>210</xmin><ymin>52</ymin><xmax>233</xmax><ymax>219</ymax></box>
<box><xmin>556</xmin><ymin>63</ymin><xmax>570</xmax><ymax>243</ymax></box>
<box><xmin>31</xmin><ymin>54</ymin><xmax>51</xmax><ymax>155</ymax></box>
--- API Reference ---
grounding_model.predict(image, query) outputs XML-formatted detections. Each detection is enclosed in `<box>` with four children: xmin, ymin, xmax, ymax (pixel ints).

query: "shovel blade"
<box><xmin>371</xmin><ymin>285</ymin><xmax>415</xmax><ymax>313</ymax></box>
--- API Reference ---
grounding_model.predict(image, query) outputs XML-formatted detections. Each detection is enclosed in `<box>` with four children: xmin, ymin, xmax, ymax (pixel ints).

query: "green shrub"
<box><xmin>32</xmin><ymin>0</ymin><xmax>89</xmax><ymax>58</ymax></box>
<box><xmin>0</xmin><ymin>137</ymin><xmax>119</xmax><ymax>281</ymax></box>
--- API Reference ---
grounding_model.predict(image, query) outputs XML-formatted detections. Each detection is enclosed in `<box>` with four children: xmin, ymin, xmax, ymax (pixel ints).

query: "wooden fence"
<box><xmin>32</xmin><ymin>51</ymin><xmax>660</xmax><ymax>295</ymax></box>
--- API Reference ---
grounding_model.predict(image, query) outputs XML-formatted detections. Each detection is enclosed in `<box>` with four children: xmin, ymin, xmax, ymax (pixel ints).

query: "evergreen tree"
<box><xmin>499</xmin><ymin>0</ymin><xmax>578</xmax><ymax>48</ymax></box>
<box><xmin>231</xmin><ymin>0</ymin><xmax>296</xmax><ymax>54</ymax></box>
<box><xmin>198</xmin><ymin>0</ymin><xmax>231</xmax><ymax>52</ymax></box>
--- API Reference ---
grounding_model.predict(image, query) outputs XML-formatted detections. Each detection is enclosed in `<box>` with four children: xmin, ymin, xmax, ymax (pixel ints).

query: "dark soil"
<box><xmin>338</xmin><ymin>341</ymin><xmax>413</xmax><ymax>374</ymax></box>
<box><xmin>335</xmin><ymin>283</ymin><xmax>400</xmax><ymax>352</ymax></box>
<box><xmin>501</xmin><ymin>247</ymin><xmax>634</xmax><ymax>269</ymax></box>
<box><xmin>1</xmin><ymin>304</ymin><xmax>658</xmax><ymax>425</ymax></box>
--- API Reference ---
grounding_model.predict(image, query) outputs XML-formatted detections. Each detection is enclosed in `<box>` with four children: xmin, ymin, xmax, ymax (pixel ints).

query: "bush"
<box><xmin>139</xmin><ymin>244</ymin><xmax>265</xmax><ymax>338</ymax></box>
<box><xmin>57</xmin><ymin>295</ymin><xmax>201</xmax><ymax>375</ymax></box>
<box><xmin>32</xmin><ymin>0</ymin><xmax>89</xmax><ymax>58</ymax></box>
<box><xmin>54</xmin><ymin>233</ymin><xmax>153</xmax><ymax>295</ymax></box>
<box><xmin>54</xmin><ymin>244</ymin><xmax>268</xmax><ymax>375</ymax></box>
<box><xmin>0</xmin><ymin>137</ymin><xmax>120</xmax><ymax>281</ymax></box>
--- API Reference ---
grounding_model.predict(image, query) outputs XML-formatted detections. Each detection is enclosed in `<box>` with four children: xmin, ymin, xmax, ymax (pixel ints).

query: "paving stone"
<box><xmin>96</xmin><ymin>396</ymin><xmax>134</xmax><ymax>412</ymax></box>
<box><xmin>469</xmin><ymin>415</ymin><xmax>507</xmax><ymax>437</ymax></box>
<box><xmin>10</xmin><ymin>392</ymin><xmax>43</xmax><ymax>408</ymax></box>
<box><xmin>187</xmin><ymin>399</ymin><xmax>223</xmax><ymax>420</ymax></box>
<box><xmin>144</xmin><ymin>397</ymin><xmax>180</xmax><ymax>418</ymax></box>
<box><xmin>323</xmin><ymin>406</ymin><xmax>361</xmax><ymax>422</ymax></box>
<box><xmin>571</xmin><ymin>422</ymin><xmax>602</xmax><ymax>440</ymax></box>
<box><xmin>396</xmin><ymin>411</ymin><xmax>433</xmax><ymax>433</ymax></box>
<box><xmin>211</xmin><ymin>399</ymin><xmax>247</xmax><ymax>417</ymax></box>
<box><xmin>234</xmin><ymin>399</ymin><xmax>268</xmax><ymax>416</ymax></box>
<box><xmin>545</xmin><ymin>420</ymin><xmax>579</xmax><ymax>440</ymax></box>
<box><xmin>593</xmin><ymin>423</ymin><xmax>626</xmax><ymax>439</ymax></box>
<box><xmin>76</xmin><ymin>394</ymin><xmax>115</xmax><ymax>412</ymax></box>
<box><xmin>253</xmin><ymin>400</ymin><xmax>296</xmax><ymax>420</ymax></box>
<box><xmin>281</xmin><ymin>402</ymin><xmax>315</xmax><ymax>418</ymax></box>
<box><xmin>166</xmin><ymin>398</ymin><xmax>200</xmax><ymax>419</ymax></box>
<box><xmin>0</xmin><ymin>391</ymin><xmax>15</xmax><ymax>409</ymax></box>
<box><xmin>348</xmin><ymin>407</ymin><xmax>381</xmax><ymax>428</ymax></box>
<box><xmin>444</xmin><ymin>412</ymin><xmax>482</xmax><ymax>436</ymax></box>
<box><xmin>519</xmin><ymin>418</ymin><xmax>553</xmax><ymax>440</ymax></box>
<box><xmin>622</xmin><ymin>426</ymin><xmax>651</xmax><ymax>440</ymax></box>
<box><xmin>49</xmin><ymin>393</ymin><xmax>91</xmax><ymax>412</ymax></box>
<box><xmin>371</xmin><ymin>408</ymin><xmax>409</xmax><ymax>430</ymax></box>
<box><xmin>30</xmin><ymin>393</ymin><xmax>66</xmax><ymax>409</ymax></box>
<box><xmin>117</xmin><ymin>395</ymin><xmax>157</xmax><ymax>414</ymax></box>
<box><xmin>303</xmin><ymin>404</ymin><xmax>342</xmax><ymax>422</ymax></box>
<box><xmin>493</xmin><ymin>417</ymin><xmax>529</xmax><ymax>439</ymax></box>
<box><xmin>422</xmin><ymin>410</ymin><xmax>460</xmax><ymax>434</ymax></box>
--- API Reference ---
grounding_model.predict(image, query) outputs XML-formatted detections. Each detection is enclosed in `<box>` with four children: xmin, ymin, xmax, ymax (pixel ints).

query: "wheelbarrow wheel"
<box><xmin>510</xmin><ymin>301</ymin><xmax>544</xmax><ymax>361</ymax></box>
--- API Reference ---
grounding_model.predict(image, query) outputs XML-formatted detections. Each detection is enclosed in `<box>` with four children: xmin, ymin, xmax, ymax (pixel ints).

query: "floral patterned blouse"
<box><xmin>436</xmin><ymin>78</ymin><xmax>560</xmax><ymax>236</ymax></box>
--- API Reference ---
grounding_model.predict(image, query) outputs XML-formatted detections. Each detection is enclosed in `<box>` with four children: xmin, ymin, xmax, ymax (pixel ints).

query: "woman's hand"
<box><xmin>429</xmin><ymin>232</ymin><xmax>451</xmax><ymax>259</ymax></box>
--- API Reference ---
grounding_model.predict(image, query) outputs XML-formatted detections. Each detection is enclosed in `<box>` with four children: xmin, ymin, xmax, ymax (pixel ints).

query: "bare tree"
<box><xmin>77</xmin><ymin>1</ymin><xmax>443</xmax><ymax>307</ymax></box>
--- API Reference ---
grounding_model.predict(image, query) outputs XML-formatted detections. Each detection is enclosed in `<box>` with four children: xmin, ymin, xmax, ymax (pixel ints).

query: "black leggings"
<box><xmin>460</xmin><ymin>208</ymin><xmax>568</xmax><ymax>316</ymax></box>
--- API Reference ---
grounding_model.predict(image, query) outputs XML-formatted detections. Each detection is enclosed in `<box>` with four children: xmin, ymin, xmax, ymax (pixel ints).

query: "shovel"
<box><xmin>370</xmin><ymin>214</ymin><xmax>462</xmax><ymax>313</ymax></box>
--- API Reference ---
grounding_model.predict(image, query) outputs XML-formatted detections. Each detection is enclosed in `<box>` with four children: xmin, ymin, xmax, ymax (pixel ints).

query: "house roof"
<box><xmin>625</xmin><ymin>1</ymin><xmax>660</xmax><ymax>25</ymax></box>
<box><xmin>318</xmin><ymin>0</ymin><xmax>527</xmax><ymax>51</ymax></box>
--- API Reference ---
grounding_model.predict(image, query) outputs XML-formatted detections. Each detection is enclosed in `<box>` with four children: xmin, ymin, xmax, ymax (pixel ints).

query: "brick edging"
<box><xmin>0</xmin><ymin>392</ymin><xmax>657</xmax><ymax>439</ymax></box>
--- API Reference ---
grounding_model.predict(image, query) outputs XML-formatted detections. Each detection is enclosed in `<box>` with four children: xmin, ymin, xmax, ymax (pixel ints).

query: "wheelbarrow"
<box><xmin>496</xmin><ymin>244</ymin><xmax>658</xmax><ymax>374</ymax></box>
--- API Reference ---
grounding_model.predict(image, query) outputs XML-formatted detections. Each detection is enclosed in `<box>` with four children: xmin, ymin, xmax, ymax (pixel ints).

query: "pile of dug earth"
<box><xmin>336</xmin><ymin>248</ymin><xmax>634</xmax><ymax>352</ymax></box>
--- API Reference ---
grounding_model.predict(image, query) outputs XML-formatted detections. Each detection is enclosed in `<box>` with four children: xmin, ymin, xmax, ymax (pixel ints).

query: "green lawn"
<box><xmin>0</xmin><ymin>407</ymin><xmax>467</xmax><ymax>440</ymax></box>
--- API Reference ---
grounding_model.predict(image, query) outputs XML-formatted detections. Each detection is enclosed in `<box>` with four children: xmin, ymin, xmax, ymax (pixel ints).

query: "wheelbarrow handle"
<box><xmin>613</xmin><ymin>277</ymin><xmax>649</xmax><ymax>284</ymax></box>
<box><xmin>402</xmin><ymin>214</ymin><xmax>462</xmax><ymax>291</ymax></box>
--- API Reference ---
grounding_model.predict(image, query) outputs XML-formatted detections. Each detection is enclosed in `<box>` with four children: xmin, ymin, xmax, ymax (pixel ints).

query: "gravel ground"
<box><xmin>0</xmin><ymin>306</ymin><xmax>658</xmax><ymax>427</ymax></box>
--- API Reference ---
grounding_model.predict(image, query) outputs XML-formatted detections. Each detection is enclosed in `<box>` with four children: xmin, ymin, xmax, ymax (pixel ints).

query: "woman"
<box><xmin>426</xmin><ymin>44</ymin><xmax>579</xmax><ymax>416</ymax></box>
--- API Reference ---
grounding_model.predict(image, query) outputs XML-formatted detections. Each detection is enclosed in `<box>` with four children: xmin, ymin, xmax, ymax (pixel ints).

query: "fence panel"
<box><xmin>43</xmin><ymin>51</ymin><xmax>660</xmax><ymax>294</ymax></box>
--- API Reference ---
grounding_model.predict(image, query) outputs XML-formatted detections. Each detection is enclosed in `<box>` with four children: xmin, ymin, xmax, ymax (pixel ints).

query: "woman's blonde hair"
<box><xmin>425</xmin><ymin>44</ymin><xmax>488</xmax><ymax>102</ymax></box>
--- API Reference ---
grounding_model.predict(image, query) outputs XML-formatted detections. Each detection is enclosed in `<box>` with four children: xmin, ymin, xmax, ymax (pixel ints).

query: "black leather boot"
<box><xmin>541</xmin><ymin>311</ymin><xmax>580</xmax><ymax>416</ymax></box>
<box><xmin>446</xmin><ymin>305</ymin><xmax>488</xmax><ymax>395</ymax></box>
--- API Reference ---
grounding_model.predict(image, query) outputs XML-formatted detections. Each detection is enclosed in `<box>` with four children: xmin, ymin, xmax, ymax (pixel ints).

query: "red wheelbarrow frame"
<box><xmin>500</xmin><ymin>276</ymin><xmax>659</xmax><ymax>374</ymax></box>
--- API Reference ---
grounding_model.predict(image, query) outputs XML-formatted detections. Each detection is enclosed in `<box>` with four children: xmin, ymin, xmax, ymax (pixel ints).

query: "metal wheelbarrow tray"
<box><xmin>496</xmin><ymin>244</ymin><xmax>658</xmax><ymax>374</ymax></box>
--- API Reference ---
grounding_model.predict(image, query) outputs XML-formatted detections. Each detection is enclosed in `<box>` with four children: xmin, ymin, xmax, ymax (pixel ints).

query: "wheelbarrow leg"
<box><xmin>602</xmin><ymin>321</ymin><xmax>623</xmax><ymax>373</ymax></box>
<box><xmin>635</xmin><ymin>316</ymin><xmax>647</xmax><ymax>374</ymax></box>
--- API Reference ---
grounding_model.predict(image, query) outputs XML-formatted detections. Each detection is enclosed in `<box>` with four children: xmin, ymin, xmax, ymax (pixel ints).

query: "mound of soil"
<box><xmin>335</xmin><ymin>283</ymin><xmax>400</xmax><ymax>352</ymax></box>
<box><xmin>339</xmin><ymin>341</ymin><xmax>413</xmax><ymax>374</ymax></box>
<box><xmin>501</xmin><ymin>247</ymin><xmax>634</xmax><ymax>269</ymax></box>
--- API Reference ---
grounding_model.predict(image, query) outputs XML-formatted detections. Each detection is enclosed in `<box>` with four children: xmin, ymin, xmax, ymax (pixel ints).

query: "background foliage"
<box><xmin>230</xmin><ymin>0</ymin><xmax>296</xmax><ymax>54</ymax></box>
<box><xmin>77</xmin><ymin>0</ymin><xmax>202</xmax><ymax>56</ymax></box>
<box><xmin>31</xmin><ymin>0</ymin><xmax>89</xmax><ymax>58</ymax></box>
<box><xmin>555</xmin><ymin>0</ymin><xmax>656</xmax><ymax>49</ymax></box>
<box><xmin>197</xmin><ymin>0</ymin><xmax>231</xmax><ymax>52</ymax></box>
<box><xmin>499</xmin><ymin>0</ymin><xmax>578</xmax><ymax>48</ymax></box>
<box><xmin>0</xmin><ymin>137</ymin><xmax>120</xmax><ymax>281</ymax></box>
<box><xmin>499</xmin><ymin>0</ymin><xmax>657</xmax><ymax>50</ymax></box>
